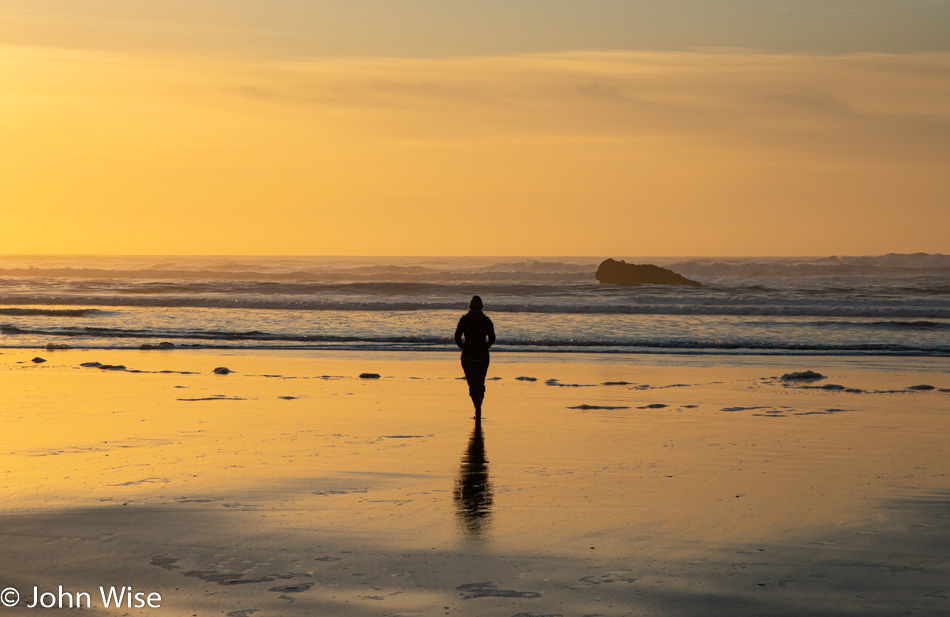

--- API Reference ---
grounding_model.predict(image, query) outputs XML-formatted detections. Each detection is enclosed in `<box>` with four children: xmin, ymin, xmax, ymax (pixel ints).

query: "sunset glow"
<box><xmin>2</xmin><ymin>5</ymin><xmax>950</xmax><ymax>616</ymax></box>
<box><xmin>2</xmin><ymin>1</ymin><xmax>948</xmax><ymax>255</ymax></box>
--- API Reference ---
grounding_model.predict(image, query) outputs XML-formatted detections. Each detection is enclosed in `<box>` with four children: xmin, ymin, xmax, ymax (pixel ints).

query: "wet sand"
<box><xmin>1</xmin><ymin>349</ymin><xmax>948</xmax><ymax>616</ymax></box>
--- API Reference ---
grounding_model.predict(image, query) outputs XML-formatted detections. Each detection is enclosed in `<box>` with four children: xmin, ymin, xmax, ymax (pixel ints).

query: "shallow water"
<box><xmin>1</xmin><ymin>254</ymin><xmax>948</xmax><ymax>355</ymax></box>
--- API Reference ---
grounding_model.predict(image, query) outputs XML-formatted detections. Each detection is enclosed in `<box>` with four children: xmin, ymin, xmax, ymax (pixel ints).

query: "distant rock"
<box><xmin>781</xmin><ymin>370</ymin><xmax>825</xmax><ymax>381</ymax></box>
<box><xmin>595</xmin><ymin>258</ymin><xmax>701</xmax><ymax>287</ymax></box>
<box><xmin>99</xmin><ymin>364</ymin><xmax>127</xmax><ymax>371</ymax></box>
<box><xmin>359</xmin><ymin>373</ymin><xmax>381</xmax><ymax>379</ymax></box>
<box><xmin>31</xmin><ymin>356</ymin><xmax>46</xmax><ymax>363</ymax></box>
<box><xmin>908</xmin><ymin>384</ymin><xmax>935</xmax><ymax>391</ymax></box>
<box><xmin>80</xmin><ymin>361</ymin><xmax>102</xmax><ymax>368</ymax></box>
<box><xmin>45</xmin><ymin>343</ymin><xmax>71</xmax><ymax>350</ymax></box>
<box><xmin>213</xmin><ymin>367</ymin><xmax>233</xmax><ymax>375</ymax></box>
<box><xmin>515</xmin><ymin>376</ymin><xmax>537</xmax><ymax>381</ymax></box>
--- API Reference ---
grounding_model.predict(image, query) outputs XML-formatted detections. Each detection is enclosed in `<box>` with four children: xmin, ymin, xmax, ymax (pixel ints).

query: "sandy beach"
<box><xmin>0</xmin><ymin>348</ymin><xmax>946</xmax><ymax>615</ymax></box>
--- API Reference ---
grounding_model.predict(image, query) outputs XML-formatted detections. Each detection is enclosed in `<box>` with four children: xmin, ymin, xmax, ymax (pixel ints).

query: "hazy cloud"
<box><xmin>188</xmin><ymin>50</ymin><xmax>950</xmax><ymax>163</ymax></box>
<box><xmin>2</xmin><ymin>0</ymin><xmax>949</xmax><ymax>56</ymax></box>
<box><xmin>2</xmin><ymin>46</ymin><xmax>948</xmax><ymax>254</ymax></box>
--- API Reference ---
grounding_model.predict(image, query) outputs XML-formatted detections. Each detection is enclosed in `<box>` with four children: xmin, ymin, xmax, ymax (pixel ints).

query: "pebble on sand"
<box><xmin>908</xmin><ymin>384</ymin><xmax>935</xmax><ymax>391</ymax></box>
<box><xmin>213</xmin><ymin>367</ymin><xmax>233</xmax><ymax>375</ymax></box>
<box><xmin>31</xmin><ymin>357</ymin><xmax>46</xmax><ymax>363</ymax></box>
<box><xmin>359</xmin><ymin>373</ymin><xmax>381</xmax><ymax>379</ymax></box>
<box><xmin>568</xmin><ymin>404</ymin><xmax>631</xmax><ymax>410</ymax></box>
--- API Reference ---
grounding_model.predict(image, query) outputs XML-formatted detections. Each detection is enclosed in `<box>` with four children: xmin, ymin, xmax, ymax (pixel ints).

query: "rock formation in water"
<box><xmin>781</xmin><ymin>370</ymin><xmax>825</xmax><ymax>381</ymax></box>
<box><xmin>595</xmin><ymin>259</ymin><xmax>702</xmax><ymax>287</ymax></box>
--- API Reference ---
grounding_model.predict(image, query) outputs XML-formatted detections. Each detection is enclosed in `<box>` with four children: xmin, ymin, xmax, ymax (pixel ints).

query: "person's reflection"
<box><xmin>454</xmin><ymin>417</ymin><xmax>493</xmax><ymax>536</ymax></box>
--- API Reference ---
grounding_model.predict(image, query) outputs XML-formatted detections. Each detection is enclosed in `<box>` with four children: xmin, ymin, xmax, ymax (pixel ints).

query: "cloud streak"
<box><xmin>202</xmin><ymin>50</ymin><xmax>950</xmax><ymax>162</ymax></box>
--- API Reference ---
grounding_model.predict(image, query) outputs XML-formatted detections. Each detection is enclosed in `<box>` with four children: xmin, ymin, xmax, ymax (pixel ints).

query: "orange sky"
<box><xmin>1</xmin><ymin>2</ymin><xmax>949</xmax><ymax>256</ymax></box>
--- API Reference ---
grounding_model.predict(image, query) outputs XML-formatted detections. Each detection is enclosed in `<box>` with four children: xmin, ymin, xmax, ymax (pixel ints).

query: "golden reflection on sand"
<box><xmin>0</xmin><ymin>349</ymin><xmax>947</xmax><ymax>615</ymax></box>
<box><xmin>454</xmin><ymin>417</ymin><xmax>493</xmax><ymax>537</ymax></box>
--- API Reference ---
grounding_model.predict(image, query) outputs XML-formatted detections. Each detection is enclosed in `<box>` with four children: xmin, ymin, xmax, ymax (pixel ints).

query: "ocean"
<box><xmin>1</xmin><ymin>254</ymin><xmax>948</xmax><ymax>357</ymax></box>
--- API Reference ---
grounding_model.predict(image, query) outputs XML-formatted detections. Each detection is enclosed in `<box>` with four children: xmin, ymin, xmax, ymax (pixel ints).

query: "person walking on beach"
<box><xmin>455</xmin><ymin>295</ymin><xmax>495</xmax><ymax>417</ymax></box>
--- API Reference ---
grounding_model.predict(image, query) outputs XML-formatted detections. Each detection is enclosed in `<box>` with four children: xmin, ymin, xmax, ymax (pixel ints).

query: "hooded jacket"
<box><xmin>455</xmin><ymin>310</ymin><xmax>495</xmax><ymax>360</ymax></box>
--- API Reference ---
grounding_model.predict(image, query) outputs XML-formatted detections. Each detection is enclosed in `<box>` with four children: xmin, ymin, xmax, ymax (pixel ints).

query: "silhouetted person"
<box><xmin>453</xmin><ymin>416</ymin><xmax>493</xmax><ymax>536</ymax></box>
<box><xmin>455</xmin><ymin>295</ymin><xmax>495</xmax><ymax>416</ymax></box>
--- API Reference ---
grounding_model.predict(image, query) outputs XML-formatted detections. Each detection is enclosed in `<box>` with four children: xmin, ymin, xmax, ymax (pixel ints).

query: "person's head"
<box><xmin>469</xmin><ymin>295</ymin><xmax>483</xmax><ymax>311</ymax></box>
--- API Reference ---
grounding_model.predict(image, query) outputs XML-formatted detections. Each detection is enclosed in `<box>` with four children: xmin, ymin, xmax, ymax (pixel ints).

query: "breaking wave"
<box><xmin>1</xmin><ymin>322</ymin><xmax>947</xmax><ymax>356</ymax></box>
<box><xmin>1</xmin><ymin>254</ymin><xmax>948</xmax><ymax>356</ymax></box>
<box><xmin>0</xmin><ymin>308</ymin><xmax>108</xmax><ymax>317</ymax></box>
<box><xmin>0</xmin><ymin>293</ymin><xmax>947</xmax><ymax>318</ymax></box>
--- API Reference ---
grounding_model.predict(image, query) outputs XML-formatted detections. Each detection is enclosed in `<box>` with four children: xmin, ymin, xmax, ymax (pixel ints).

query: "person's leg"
<box><xmin>471</xmin><ymin>358</ymin><xmax>489</xmax><ymax>414</ymax></box>
<box><xmin>461</xmin><ymin>358</ymin><xmax>488</xmax><ymax>414</ymax></box>
<box><xmin>461</xmin><ymin>358</ymin><xmax>478</xmax><ymax>409</ymax></box>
